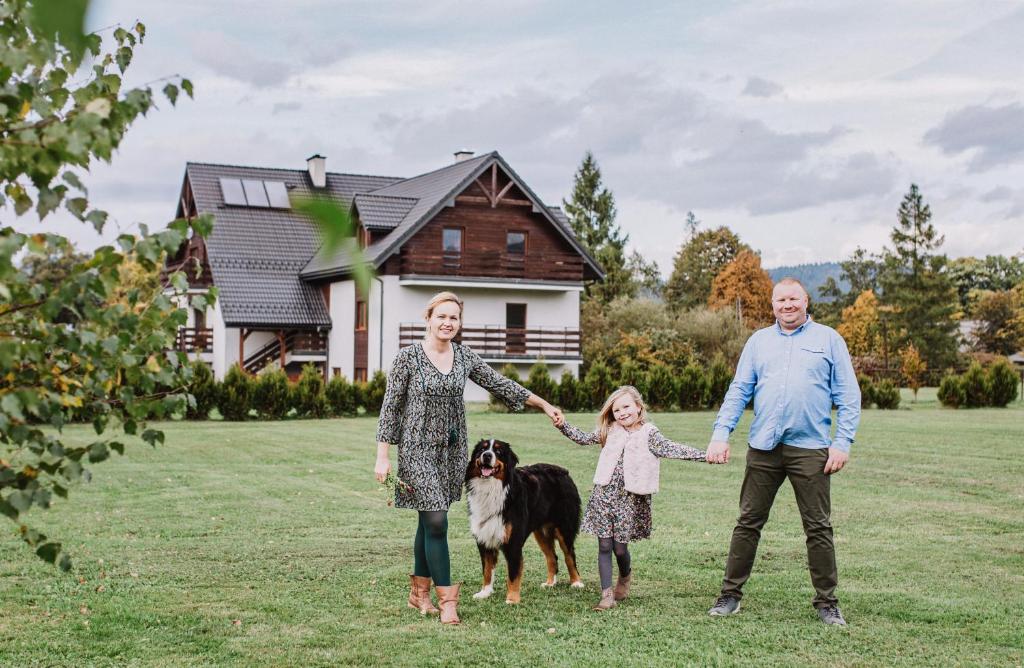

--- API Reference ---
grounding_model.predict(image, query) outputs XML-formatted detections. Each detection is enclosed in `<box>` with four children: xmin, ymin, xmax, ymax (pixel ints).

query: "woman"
<box><xmin>374</xmin><ymin>291</ymin><xmax>563</xmax><ymax>625</ymax></box>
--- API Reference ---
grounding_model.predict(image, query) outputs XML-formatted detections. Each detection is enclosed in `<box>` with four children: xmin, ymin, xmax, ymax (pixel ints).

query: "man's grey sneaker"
<box><xmin>816</xmin><ymin>604</ymin><xmax>847</xmax><ymax>626</ymax></box>
<box><xmin>708</xmin><ymin>596</ymin><xmax>741</xmax><ymax>616</ymax></box>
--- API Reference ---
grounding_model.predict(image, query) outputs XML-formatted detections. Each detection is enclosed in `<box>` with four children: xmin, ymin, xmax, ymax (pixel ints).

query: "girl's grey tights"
<box><xmin>598</xmin><ymin>537</ymin><xmax>632</xmax><ymax>589</ymax></box>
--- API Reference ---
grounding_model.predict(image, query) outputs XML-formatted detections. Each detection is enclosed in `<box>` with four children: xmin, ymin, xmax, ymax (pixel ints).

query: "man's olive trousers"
<box><xmin>720</xmin><ymin>445</ymin><xmax>839</xmax><ymax>607</ymax></box>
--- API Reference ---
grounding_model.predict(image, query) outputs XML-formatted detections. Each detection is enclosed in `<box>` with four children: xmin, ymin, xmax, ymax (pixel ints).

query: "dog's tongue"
<box><xmin>481</xmin><ymin>467</ymin><xmax>494</xmax><ymax>477</ymax></box>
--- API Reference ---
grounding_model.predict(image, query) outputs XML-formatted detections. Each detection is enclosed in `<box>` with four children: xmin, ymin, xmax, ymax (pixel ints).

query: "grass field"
<box><xmin>1</xmin><ymin>389</ymin><xmax>1022</xmax><ymax>667</ymax></box>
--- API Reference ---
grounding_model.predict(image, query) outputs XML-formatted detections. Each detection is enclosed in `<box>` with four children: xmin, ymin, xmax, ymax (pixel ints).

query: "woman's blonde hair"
<box><xmin>594</xmin><ymin>385</ymin><xmax>647</xmax><ymax>446</ymax></box>
<box><xmin>423</xmin><ymin>291</ymin><xmax>464</xmax><ymax>320</ymax></box>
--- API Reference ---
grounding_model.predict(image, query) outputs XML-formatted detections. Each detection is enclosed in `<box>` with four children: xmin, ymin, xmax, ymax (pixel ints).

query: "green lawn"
<box><xmin>2</xmin><ymin>390</ymin><xmax>1022</xmax><ymax>667</ymax></box>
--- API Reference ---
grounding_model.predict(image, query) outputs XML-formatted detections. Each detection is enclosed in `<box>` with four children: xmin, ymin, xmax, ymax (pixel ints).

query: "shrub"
<box><xmin>937</xmin><ymin>373</ymin><xmax>966</xmax><ymax>408</ymax></box>
<box><xmin>325</xmin><ymin>374</ymin><xmax>356</xmax><ymax>416</ymax></box>
<box><xmin>873</xmin><ymin>380</ymin><xmax>901</xmax><ymax>410</ymax></box>
<box><xmin>526</xmin><ymin>362</ymin><xmax>557</xmax><ymax>408</ymax></box>
<box><xmin>253</xmin><ymin>369</ymin><xmax>291</xmax><ymax>419</ymax></box>
<box><xmin>556</xmin><ymin>370</ymin><xmax>583</xmax><ymax>412</ymax></box>
<box><xmin>987</xmin><ymin>360</ymin><xmax>1019</xmax><ymax>408</ymax></box>
<box><xmin>364</xmin><ymin>370</ymin><xmax>388</xmax><ymax>414</ymax></box>
<box><xmin>704</xmin><ymin>354</ymin><xmax>733</xmax><ymax>408</ymax></box>
<box><xmin>491</xmin><ymin>364</ymin><xmax>522</xmax><ymax>412</ymax></box>
<box><xmin>646</xmin><ymin>363</ymin><xmax>676</xmax><ymax>411</ymax></box>
<box><xmin>961</xmin><ymin>362</ymin><xmax>990</xmax><ymax>408</ymax></box>
<box><xmin>292</xmin><ymin>364</ymin><xmax>328</xmax><ymax>418</ymax></box>
<box><xmin>187</xmin><ymin>361</ymin><xmax>218</xmax><ymax>420</ymax></box>
<box><xmin>618</xmin><ymin>360</ymin><xmax>649</xmax><ymax>399</ymax></box>
<box><xmin>857</xmin><ymin>374</ymin><xmax>875</xmax><ymax>409</ymax></box>
<box><xmin>677</xmin><ymin>364</ymin><xmax>708</xmax><ymax>411</ymax></box>
<box><xmin>583</xmin><ymin>361</ymin><xmax>615</xmax><ymax>410</ymax></box>
<box><xmin>219</xmin><ymin>364</ymin><xmax>253</xmax><ymax>421</ymax></box>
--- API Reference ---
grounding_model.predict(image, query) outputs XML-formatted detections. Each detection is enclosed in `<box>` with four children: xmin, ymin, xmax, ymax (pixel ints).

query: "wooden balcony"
<box><xmin>176</xmin><ymin>327</ymin><xmax>213</xmax><ymax>353</ymax></box>
<box><xmin>400</xmin><ymin>250</ymin><xmax>583</xmax><ymax>281</ymax></box>
<box><xmin>399</xmin><ymin>323</ymin><xmax>580</xmax><ymax>359</ymax></box>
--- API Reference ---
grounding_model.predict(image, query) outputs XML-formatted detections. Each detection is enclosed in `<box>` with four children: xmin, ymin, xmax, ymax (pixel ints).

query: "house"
<box><xmin>165</xmin><ymin>150</ymin><xmax>604</xmax><ymax>400</ymax></box>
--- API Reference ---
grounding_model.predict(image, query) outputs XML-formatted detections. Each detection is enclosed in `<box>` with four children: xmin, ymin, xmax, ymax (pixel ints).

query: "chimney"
<box><xmin>453</xmin><ymin>149</ymin><xmax>475</xmax><ymax>163</ymax></box>
<box><xmin>307</xmin><ymin>154</ymin><xmax>326</xmax><ymax>188</ymax></box>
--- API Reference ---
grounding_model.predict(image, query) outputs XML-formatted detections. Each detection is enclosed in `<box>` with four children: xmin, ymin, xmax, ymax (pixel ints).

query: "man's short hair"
<box><xmin>774</xmin><ymin>277</ymin><xmax>809</xmax><ymax>298</ymax></box>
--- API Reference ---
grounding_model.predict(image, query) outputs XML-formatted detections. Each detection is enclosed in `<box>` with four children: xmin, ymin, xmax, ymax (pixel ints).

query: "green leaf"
<box><xmin>35</xmin><ymin>542</ymin><xmax>62</xmax><ymax>564</ymax></box>
<box><xmin>141</xmin><ymin>429</ymin><xmax>165</xmax><ymax>447</ymax></box>
<box><xmin>7</xmin><ymin>490</ymin><xmax>32</xmax><ymax>513</ymax></box>
<box><xmin>163</xmin><ymin>83</ymin><xmax>179</xmax><ymax>106</ymax></box>
<box><xmin>62</xmin><ymin>171</ymin><xmax>87</xmax><ymax>194</ymax></box>
<box><xmin>181</xmin><ymin>79</ymin><xmax>194</xmax><ymax>99</ymax></box>
<box><xmin>28</xmin><ymin>0</ymin><xmax>90</xmax><ymax>57</ymax></box>
<box><xmin>86</xmin><ymin>209</ymin><xmax>109</xmax><ymax>233</ymax></box>
<box><xmin>115</xmin><ymin>46</ymin><xmax>132</xmax><ymax>73</ymax></box>
<box><xmin>87</xmin><ymin>442</ymin><xmax>109</xmax><ymax>463</ymax></box>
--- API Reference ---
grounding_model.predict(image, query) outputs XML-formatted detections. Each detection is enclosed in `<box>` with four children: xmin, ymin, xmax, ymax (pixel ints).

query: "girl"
<box><xmin>555</xmin><ymin>385</ymin><xmax>707</xmax><ymax>610</ymax></box>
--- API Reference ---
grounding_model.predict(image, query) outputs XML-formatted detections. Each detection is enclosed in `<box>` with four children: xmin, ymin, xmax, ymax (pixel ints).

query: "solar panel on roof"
<box><xmin>220</xmin><ymin>178</ymin><xmax>246</xmax><ymax>205</ymax></box>
<box><xmin>264</xmin><ymin>181</ymin><xmax>290</xmax><ymax>208</ymax></box>
<box><xmin>242</xmin><ymin>180</ymin><xmax>269</xmax><ymax>207</ymax></box>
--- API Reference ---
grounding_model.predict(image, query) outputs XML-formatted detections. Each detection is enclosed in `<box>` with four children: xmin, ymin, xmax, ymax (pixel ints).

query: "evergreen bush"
<box><xmin>364</xmin><ymin>370</ymin><xmax>388</xmax><ymax>414</ymax></box>
<box><xmin>186</xmin><ymin>361</ymin><xmax>218</xmax><ymax>420</ymax></box>
<box><xmin>292</xmin><ymin>364</ymin><xmax>328</xmax><ymax>418</ymax></box>
<box><xmin>857</xmin><ymin>374</ymin><xmax>875</xmax><ymax>409</ymax></box>
<box><xmin>253</xmin><ymin>369</ymin><xmax>291</xmax><ymax>419</ymax></box>
<box><xmin>618</xmin><ymin>360</ymin><xmax>649</xmax><ymax>399</ymax></box>
<box><xmin>219</xmin><ymin>364</ymin><xmax>254</xmax><ymax>421</ymax></box>
<box><xmin>705</xmin><ymin>354</ymin><xmax>733</xmax><ymax>408</ymax></box>
<box><xmin>873</xmin><ymin>380</ymin><xmax>901</xmax><ymax>409</ymax></box>
<box><xmin>526</xmin><ymin>362</ymin><xmax>557</xmax><ymax>408</ymax></box>
<box><xmin>490</xmin><ymin>364</ymin><xmax>522</xmax><ymax>412</ymax></box>
<box><xmin>556</xmin><ymin>370</ymin><xmax>582</xmax><ymax>412</ymax></box>
<box><xmin>584</xmin><ymin>361</ymin><xmax>615</xmax><ymax>410</ymax></box>
<box><xmin>678</xmin><ymin>363</ymin><xmax>708</xmax><ymax>410</ymax></box>
<box><xmin>987</xmin><ymin>360</ymin><xmax>1019</xmax><ymax>408</ymax></box>
<box><xmin>961</xmin><ymin>362</ymin><xmax>990</xmax><ymax>408</ymax></box>
<box><xmin>937</xmin><ymin>373</ymin><xmax>966</xmax><ymax>408</ymax></box>
<box><xmin>325</xmin><ymin>374</ymin><xmax>356</xmax><ymax>417</ymax></box>
<box><xmin>646</xmin><ymin>363</ymin><xmax>676</xmax><ymax>411</ymax></box>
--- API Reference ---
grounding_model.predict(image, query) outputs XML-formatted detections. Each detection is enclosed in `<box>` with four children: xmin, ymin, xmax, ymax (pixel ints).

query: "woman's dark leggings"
<box><xmin>598</xmin><ymin>537</ymin><xmax>631</xmax><ymax>590</ymax></box>
<box><xmin>413</xmin><ymin>510</ymin><xmax>451</xmax><ymax>586</ymax></box>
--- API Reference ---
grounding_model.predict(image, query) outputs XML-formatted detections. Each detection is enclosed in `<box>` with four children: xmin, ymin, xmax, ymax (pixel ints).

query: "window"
<box><xmin>219</xmin><ymin>178</ymin><xmax>291</xmax><ymax>208</ymax></box>
<box><xmin>506</xmin><ymin>303</ymin><xmax>527</xmax><ymax>354</ymax></box>
<box><xmin>242</xmin><ymin>179</ymin><xmax>269</xmax><ymax>207</ymax></box>
<box><xmin>354</xmin><ymin>368</ymin><xmax>367</xmax><ymax>382</ymax></box>
<box><xmin>443</xmin><ymin>228</ymin><xmax>462</xmax><ymax>254</ymax></box>
<box><xmin>355</xmin><ymin>301</ymin><xmax>368</xmax><ymax>331</ymax></box>
<box><xmin>332</xmin><ymin>367</ymin><xmax>341</xmax><ymax>378</ymax></box>
<box><xmin>220</xmin><ymin>178</ymin><xmax>246</xmax><ymax>205</ymax></box>
<box><xmin>507</xmin><ymin>231</ymin><xmax>527</xmax><ymax>255</ymax></box>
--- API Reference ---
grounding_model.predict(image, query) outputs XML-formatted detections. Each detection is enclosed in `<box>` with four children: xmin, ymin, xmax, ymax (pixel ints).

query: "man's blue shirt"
<box><xmin>711</xmin><ymin>318</ymin><xmax>861</xmax><ymax>452</ymax></box>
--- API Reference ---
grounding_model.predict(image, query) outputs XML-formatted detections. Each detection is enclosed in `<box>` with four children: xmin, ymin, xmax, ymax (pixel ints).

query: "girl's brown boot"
<box><xmin>593</xmin><ymin>587</ymin><xmax>616</xmax><ymax>611</ymax></box>
<box><xmin>435</xmin><ymin>584</ymin><xmax>461</xmax><ymax>625</ymax></box>
<box><xmin>408</xmin><ymin>575</ymin><xmax>439</xmax><ymax>615</ymax></box>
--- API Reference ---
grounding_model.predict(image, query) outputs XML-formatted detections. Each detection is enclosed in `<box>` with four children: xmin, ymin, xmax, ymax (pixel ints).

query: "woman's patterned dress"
<box><xmin>559</xmin><ymin>421</ymin><xmax>706</xmax><ymax>543</ymax></box>
<box><xmin>376</xmin><ymin>342</ymin><xmax>531</xmax><ymax>511</ymax></box>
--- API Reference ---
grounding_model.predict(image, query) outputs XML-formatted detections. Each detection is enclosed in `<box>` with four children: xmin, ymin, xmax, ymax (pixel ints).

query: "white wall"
<box><xmin>328</xmin><ymin>279</ymin><xmax>356</xmax><ymax>378</ymax></box>
<box><xmin>211</xmin><ymin>300</ymin><xmax>231</xmax><ymax>379</ymax></box>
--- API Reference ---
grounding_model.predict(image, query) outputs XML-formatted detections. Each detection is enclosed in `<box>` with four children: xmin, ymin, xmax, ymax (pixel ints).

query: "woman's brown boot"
<box><xmin>593</xmin><ymin>587</ymin><xmax>616</xmax><ymax>611</ymax></box>
<box><xmin>408</xmin><ymin>575</ymin><xmax>439</xmax><ymax>615</ymax></box>
<box><xmin>613</xmin><ymin>573</ymin><xmax>632</xmax><ymax>601</ymax></box>
<box><xmin>435</xmin><ymin>584</ymin><xmax>461</xmax><ymax>625</ymax></box>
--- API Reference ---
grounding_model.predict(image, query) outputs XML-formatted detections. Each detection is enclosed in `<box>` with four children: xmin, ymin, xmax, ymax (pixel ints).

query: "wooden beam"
<box><xmin>473</xmin><ymin>178</ymin><xmax>496</xmax><ymax>206</ymax></box>
<box><xmin>493</xmin><ymin>180</ymin><xmax>516</xmax><ymax>208</ymax></box>
<box><xmin>239</xmin><ymin>328</ymin><xmax>247</xmax><ymax>369</ymax></box>
<box><xmin>278</xmin><ymin>330</ymin><xmax>286</xmax><ymax>370</ymax></box>
<box><xmin>491</xmin><ymin>164</ymin><xmax>497</xmax><ymax>204</ymax></box>
<box><xmin>455</xmin><ymin>195</ymin><xmax>532</xmax><ymax>206</ymax></box>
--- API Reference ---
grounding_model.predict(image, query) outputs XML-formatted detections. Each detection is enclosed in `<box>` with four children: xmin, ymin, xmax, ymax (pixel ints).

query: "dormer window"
<box><xmin>443</xmin><ymin>228</ymin><xmax>462</xmax><ymax>255</ymax></box>
<box><xmin>507</xmin><ymin>231</ymin><xmax>527</xmax><ymax>256</ymax></box>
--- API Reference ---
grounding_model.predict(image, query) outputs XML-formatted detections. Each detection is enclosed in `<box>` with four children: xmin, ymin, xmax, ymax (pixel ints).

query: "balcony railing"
<box><xmin>176</xmin><ymin>327</ymin><xmax>213</xmax><ymax>353</ymax></box>
<box><xmin>401</xmin><ymin>250</ymin><xmax>583</xmax><ymax>281</ymax></box>
<box><xmin>399</xmin><ymin>323</ymin><xmax>580</xmax><ymax>359</ymax></box>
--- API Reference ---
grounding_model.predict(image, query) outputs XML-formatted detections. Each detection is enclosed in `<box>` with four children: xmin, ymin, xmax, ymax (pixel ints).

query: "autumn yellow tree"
<box><xmin>899</xmin><ymin>343</ymin><xmax>927</xmax><ymax>402</ymax></box>
<box><xmin>708</xmin><ymin>250</ymin><xmax>774</xmax><ymax>328</ymax></box>
<box><xmin>837</xmin><ymin>290</ymin><xmax>883</xmax><ymax>356</ymax></box>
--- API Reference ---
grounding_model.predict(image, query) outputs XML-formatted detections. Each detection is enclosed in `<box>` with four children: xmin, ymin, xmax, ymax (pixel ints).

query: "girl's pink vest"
<box><xmin>593</xmin><ymin>421</ymin><xmax>661</xmax><ymax>495</ymax></box>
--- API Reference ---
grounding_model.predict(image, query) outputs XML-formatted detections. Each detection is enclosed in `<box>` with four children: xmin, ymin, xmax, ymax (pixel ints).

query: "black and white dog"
<box><xmin>465</xmin><ymin>438</ymin><xmax>583</xmax><ymax>604</ymax></box>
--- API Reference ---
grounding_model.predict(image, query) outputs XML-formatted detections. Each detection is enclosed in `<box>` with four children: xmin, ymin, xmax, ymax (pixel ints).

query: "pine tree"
<box><xmin>665</xmin><ymin>226</ymin><xmax>751</xmax><ymax>311</ymax></box>
<box><xmin>562</xmin><ymin>151</ymin><xmax>633</xmax><ymax>304</ymax></box>
<box><xmin>878</xmin><ymin>184</ymin><xmax>959</xmax><ymax>368</ymax></box>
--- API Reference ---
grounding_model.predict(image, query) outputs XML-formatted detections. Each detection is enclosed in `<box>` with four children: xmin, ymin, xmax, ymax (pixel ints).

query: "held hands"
<box><xmin>706</xmin><ymin>440</ymin><xmax>730</xmax><ymax>464</ymax></box>
<box><xmin>823</xmin><ymin>446</ymin><xmax>849</xmax><ymax>475</ymax></box>
<box><xmin>541</xmin><ymin>403</ymin><xmax>564</xmax><ymax>427</ymax></box>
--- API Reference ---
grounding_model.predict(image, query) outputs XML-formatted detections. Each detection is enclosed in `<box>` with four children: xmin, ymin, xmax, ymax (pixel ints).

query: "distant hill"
<box><xmin>767</xmin><ymin>262</ymin><xmax>846</xmax><ymax>302</ymax></box>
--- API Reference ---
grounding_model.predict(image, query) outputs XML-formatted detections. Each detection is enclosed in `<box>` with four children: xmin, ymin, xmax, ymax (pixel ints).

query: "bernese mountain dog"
<box><xmin>465</xmin><ymin>438</ymin><xmax>584</xmax><ymax>604</ymax></box>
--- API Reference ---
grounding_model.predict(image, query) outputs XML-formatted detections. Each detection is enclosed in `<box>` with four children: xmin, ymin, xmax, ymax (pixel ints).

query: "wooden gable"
<box><xmin>391</xmin><ymin>163</ymin><xmax>586</xmax><ymax>282</ymax></box>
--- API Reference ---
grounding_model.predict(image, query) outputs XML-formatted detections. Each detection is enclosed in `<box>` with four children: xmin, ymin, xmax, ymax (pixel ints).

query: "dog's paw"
<box><xmin>540</xmin><ymin>576</ymin><xmax>557</xmax><ymax>588</ymax></box>
<box><xmin>570</xmin><ymin>580</ymin><xmax>585</xmax><ymax>589</ymax></box>
<box><xmin>473</xmin><ymin>586</ymin><xmax>494</xmax><ymax>600</ymax></box>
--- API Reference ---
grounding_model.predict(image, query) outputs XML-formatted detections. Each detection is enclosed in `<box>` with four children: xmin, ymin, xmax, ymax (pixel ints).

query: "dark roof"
<box><xmin>300</xmin><ymin>152</ymin><xmax>605</xmax><ymax>281</ymax></box>
<box><xmin>353</xmin><ymin>193</ymin><xmax>419</xmax><ymax>230</ymax></box>
<box><xmin>185</xmin><ymin>162</ymin><xmax>400</xmax><ymax>328</ymax></box>
<box><xmin>184</xmin><ymin>154</ymin><xmax>604</xmax><ymax>327</ymax></box>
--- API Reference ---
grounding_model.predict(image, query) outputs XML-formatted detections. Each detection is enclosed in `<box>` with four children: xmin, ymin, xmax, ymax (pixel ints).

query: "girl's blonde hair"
<box><xmin>594</xmin><ymin>385</ymin><xmax>648</xmax><ymax>446</ymax></box>
<box><xmin>423</xmin><ymin>291</ymin><xmax>464</xmax><ymax>320</ymax></box>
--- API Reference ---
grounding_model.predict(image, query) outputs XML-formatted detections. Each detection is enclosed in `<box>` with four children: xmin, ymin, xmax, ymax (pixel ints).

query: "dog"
<box><xmin>465</xmin><ymin>438</ymin><xmax>584</xmax><ymax>604</ymax></box>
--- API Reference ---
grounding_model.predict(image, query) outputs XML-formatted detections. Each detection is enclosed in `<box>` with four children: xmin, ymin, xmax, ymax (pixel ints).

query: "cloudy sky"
<box><xmin>25</xmin><ymin>0</ymin><xmax>1024</xmax><ymax>272</ymax></box>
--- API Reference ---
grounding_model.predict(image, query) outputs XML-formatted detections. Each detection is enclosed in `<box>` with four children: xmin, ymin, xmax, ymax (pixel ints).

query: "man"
<box><xmin>705</xmin><ymin>278</ymin><xmax>861</xmax><ymax>626</ymax></box>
